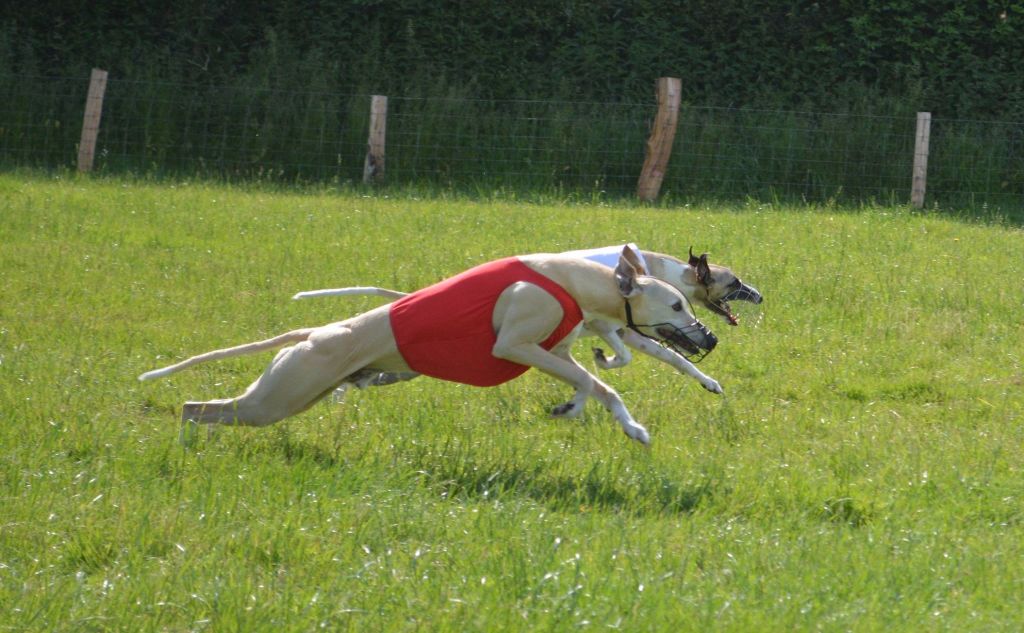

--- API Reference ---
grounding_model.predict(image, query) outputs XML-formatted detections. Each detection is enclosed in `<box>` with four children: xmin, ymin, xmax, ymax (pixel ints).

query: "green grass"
<box><xmin>1</xmin><ymin>174</ymin><xmax>1022</xmax><ymax>631</ymax></box>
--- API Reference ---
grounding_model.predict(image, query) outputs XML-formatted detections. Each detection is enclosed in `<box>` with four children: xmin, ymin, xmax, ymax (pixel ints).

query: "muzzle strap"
<box><xmin>623</xmin><ymin>299</ymin><xmax>642</xmax><ymax>337</ymax></box>
<box><xmin>622</xmin><ymin>299</ymin><xmax>712</xmax><ymax>363</ymax></box>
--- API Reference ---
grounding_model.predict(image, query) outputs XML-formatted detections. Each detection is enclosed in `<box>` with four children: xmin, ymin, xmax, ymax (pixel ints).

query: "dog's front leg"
<box><xmin>492</xmin><ymin>338</ymin><xmax>594</xmax><ymax>419</ymax></box>
<box><xmin>497</xmin><ymin>341</ymin><xmax>648</xmax><ymax>444</ymax></box>
<box><xmin>586</xmin><ymin>321</ymin><xmax>632</xmax><ymax>370</ymax></box>
<box><xmin>549</xmin><ymin>345</ymin><xmax>650</xmax><ymax>445</ymax></box>
<box><xmin>491</xmin><ymin>284</ymin><xmax>596</xmax><ymax>418</ymax></box>
<box><xmin>620</xmin><ymin>329</ymin><xmax>723</xmax><ymax>394</ymax></box>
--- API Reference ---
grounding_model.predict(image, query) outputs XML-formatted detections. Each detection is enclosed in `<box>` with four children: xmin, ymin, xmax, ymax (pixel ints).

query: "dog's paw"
<box><xmin>701</xmin><ymin>377</ymin><xmax>724</xmax><ymax>395</ymax></box>
<box><xmin>551</xmin><ymin>401</ymin><xmax>582</xmax><ymax>419</ymax></box>
<box><xmin>593</xmin><ymin>347</ymin><xmax>627</xmax><ymax>370</ymax></box>
<box><xmin>331</xmin><ymin>383</ymin><xmax>351</xmax><ymax>404</ymax></box>
<box><xmin>622</xmin><ymin>422</ymin><xmax>650</xmax><ymax>446</ymax></box>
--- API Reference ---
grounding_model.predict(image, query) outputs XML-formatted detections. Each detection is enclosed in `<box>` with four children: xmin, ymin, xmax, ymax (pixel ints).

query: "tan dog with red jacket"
<box><xmin>139</xmin><ymin>249</ymin><xmax>717</xmax><ymax>445</ymax></box>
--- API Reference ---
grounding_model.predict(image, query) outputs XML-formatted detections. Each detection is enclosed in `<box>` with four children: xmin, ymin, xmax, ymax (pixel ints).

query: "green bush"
<box><xmin>3</xmin><ymin>1</ymin><xmax>1023</xmax><ymax>117</ymax></box>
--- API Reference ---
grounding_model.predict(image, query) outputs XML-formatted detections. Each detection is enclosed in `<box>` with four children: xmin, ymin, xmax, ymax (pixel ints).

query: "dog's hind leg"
<box><xmin>181</xmin><ymin>320</ymin><xmax>394</xmax><ymax>428</ymax></box>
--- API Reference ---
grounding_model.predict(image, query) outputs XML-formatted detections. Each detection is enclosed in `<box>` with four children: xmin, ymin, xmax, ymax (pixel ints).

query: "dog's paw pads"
<box><xmin>551</xmin><ymin>402</ymin><xmax>579</xmax><ymax>418</ymax></box>
<box><xmin>593</xmin><ymin>348</ymin><xmax>622</xmax><ymax>370</ymax></box>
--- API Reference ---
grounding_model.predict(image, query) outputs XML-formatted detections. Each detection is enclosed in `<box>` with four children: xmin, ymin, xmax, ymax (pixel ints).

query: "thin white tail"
<box><xmin>292</xmin><ymin>286</ymin><xmax>407</xmax><ymax>300</ymax></box>
<box><xmin>138</xmin><ymin>328</ymin><xmax>316</xmax><ymax>381</ymax></box>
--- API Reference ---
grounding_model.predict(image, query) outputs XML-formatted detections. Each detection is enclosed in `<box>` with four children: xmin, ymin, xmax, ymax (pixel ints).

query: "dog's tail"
<box><xmin>138</xmin><ymin>328</ymin><xmax>317</xmax><ymax>381</ymax></box>
<box><xmin>292</xmin><ymin>286</ymin><xmax>408</xmax><ymax>300</ymax></box>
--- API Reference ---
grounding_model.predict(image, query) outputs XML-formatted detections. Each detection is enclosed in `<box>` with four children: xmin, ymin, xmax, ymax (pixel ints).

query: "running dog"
<box><xmin>139</xmin><ymin>249</ymin><xmax>717</xmax><ymax>445</ymax></box>
<box><xmin>293</xmin><ymin>245</ymin><xmax>762</xmax><ymax>393</ymax></box>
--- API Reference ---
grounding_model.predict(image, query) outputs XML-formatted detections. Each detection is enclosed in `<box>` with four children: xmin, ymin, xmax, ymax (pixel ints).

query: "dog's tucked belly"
<box><xmin>389</xmin><ymin>257</ymin><xmax>583</xmax><ymax>387</ymax></box>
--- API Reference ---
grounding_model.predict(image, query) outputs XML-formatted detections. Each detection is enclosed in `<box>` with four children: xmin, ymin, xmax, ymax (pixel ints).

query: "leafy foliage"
<box><xmin>3</xmin><ymin>1</ymin><xmax>1023</xmax><ymax>117</ymax></box>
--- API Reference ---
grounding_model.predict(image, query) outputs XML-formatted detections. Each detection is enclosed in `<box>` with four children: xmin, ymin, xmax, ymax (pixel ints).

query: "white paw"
<box><xmin>623</xmin><ymin>422</ymin><xmax>650</xmax><ymax>446</ymax></box>
<box><xmin>701</xmin><ymin>378</ymin><xmax>723</xmax><ymax>395</ymax></box>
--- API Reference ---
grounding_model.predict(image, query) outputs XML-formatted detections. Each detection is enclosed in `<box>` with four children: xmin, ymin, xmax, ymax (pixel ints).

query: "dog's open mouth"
<box><xmin>711</xmin><ymin>300</ymin><xmax>740</xmax><ymax>326</ymax></box>
<box><xmin>710</xmin><ymin>285</ymin><xmax>763</xmax><ymax>326</ymax></box>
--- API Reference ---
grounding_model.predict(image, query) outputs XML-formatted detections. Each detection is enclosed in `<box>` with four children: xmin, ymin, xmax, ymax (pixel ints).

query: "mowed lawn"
<box><xmin>1</xmin><ymin>174</ymin><xmax>1022</xmax><ymax>632</ymax></box>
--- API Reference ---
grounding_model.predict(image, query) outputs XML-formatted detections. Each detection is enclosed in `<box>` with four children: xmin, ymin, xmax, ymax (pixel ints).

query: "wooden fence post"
<box><xmin>637</xmin><ymin>77</ymin><xmax>682</xmax><ymax>202</ymax></box>
<box><xmin>911</xmin><ymin>111</ymin><xmax>931</xmax><ymax>208</ymax></box>
<box><xmin>77</xmin><ymin>68</ymin><xmax>108</xmax><ymax>173</ymax></box>
<box><xmin>363</xmin><ymin>95</ymin><xmax>388</xmax><ymax>184</ymax></box>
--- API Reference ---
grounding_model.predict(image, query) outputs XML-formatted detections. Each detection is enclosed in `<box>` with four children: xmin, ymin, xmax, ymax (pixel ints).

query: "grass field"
<box><xmin>1</xmin><ymin>174</ymin><xmax>1022</xmax><ymax>631</ymax></box>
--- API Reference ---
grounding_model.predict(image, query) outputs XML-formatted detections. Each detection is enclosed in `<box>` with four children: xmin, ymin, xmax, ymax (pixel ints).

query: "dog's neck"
<box><xmin>579</xmin><ymin>292</ymin><xmax>633</xmax><ymax>327</ymax></box>
<box><xmin>523</xmin><ymin>258</ymin><xmax>630</xmax><ymax>326</ymax></box>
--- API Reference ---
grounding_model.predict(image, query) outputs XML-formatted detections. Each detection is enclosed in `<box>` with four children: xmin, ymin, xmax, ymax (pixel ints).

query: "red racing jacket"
<box><xmin>389</xmin><ymin>257</ymin><xmax>583</xmax><ymax>387</ymax></box>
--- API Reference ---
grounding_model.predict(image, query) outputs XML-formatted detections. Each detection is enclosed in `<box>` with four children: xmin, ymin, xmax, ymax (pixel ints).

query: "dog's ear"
<box><xmin>621</xmin><ymin>244</ymin><xmax>648</xmax><ymax>275</ymax></box>
<box><xmin>688</xmin><ymin>246</ymin><xmax>701</xmax><ymax>267</ymax></box>
<box><xmin>615</xmin><ymin>251</ymin><xmax>642</xmax><ymax>298</ymax></box>
<box><xmin>695</xmin><ymin>252</ymin><xmax>712</xmax><ymax>286</ymax></box>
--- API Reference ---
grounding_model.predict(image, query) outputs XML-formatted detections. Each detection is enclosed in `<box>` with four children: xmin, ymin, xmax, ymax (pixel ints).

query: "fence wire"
<box><xmin>1</xmin><ymin>74</ymin><xmax>1022</xmax><ymax>212</ymax></box>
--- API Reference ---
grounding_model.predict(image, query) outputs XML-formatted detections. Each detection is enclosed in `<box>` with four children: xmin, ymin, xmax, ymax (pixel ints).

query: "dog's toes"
<box><xmin>702</xmin><ymin>379</ymin><xmax>724</xmax><ymax>395</ymax></box>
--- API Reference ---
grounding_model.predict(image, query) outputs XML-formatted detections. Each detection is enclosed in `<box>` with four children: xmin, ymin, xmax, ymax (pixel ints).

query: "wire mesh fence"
<box><xmin>1</xmin><ymin>72</ymin><xmax>1022</xmax><ymax>214</ymax></box>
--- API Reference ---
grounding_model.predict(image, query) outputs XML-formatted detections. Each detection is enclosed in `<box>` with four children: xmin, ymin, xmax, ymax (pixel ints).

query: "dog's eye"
<box><xmin>672</xmin><ymin>301</ymin><xmax>683</xmax><ymax>312</ymax></box>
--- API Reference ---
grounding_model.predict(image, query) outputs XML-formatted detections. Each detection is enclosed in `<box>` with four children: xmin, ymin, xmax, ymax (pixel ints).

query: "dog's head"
<box><xmin>680</xmin><ymin>247</ymin><xmax>763</xmax><ymax>326</ymax></box>
<box><xmin>615</xmin><ymin>249</ymin><xmax>717</xmax><ymax>356</ymax></box>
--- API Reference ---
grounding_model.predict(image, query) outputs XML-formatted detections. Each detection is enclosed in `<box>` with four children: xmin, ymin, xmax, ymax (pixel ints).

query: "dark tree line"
<box><xmin>3</xmin><ymin>1</ymin><xmax>1022</xmax><ymax>118</ymax></box>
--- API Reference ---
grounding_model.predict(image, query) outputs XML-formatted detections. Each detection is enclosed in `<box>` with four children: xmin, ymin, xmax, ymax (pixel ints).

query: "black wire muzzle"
<box><xmin>623</xmin><ymin>300</ymin><xmax>715</xmax><ymax>363</ymax></box>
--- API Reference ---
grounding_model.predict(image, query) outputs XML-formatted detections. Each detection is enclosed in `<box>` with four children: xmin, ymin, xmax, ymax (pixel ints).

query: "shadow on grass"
<box><xmin>407</xmin><ymin>452</ymin><xmax>716</xmax><ymax>518</ymax></box>
<box><xmin>234</xmin><ymin>431</ymin><xmax>716</xmax><ymax>517</ymax></box>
